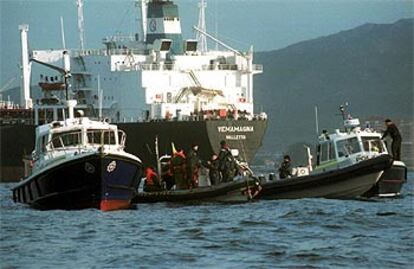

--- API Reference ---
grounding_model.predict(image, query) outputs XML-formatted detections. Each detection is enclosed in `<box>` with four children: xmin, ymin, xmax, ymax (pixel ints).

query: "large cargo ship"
<box><xmin>0</xmin><ymin>0</ymin><xmax>267</xmax><ymax>182</ymax></box>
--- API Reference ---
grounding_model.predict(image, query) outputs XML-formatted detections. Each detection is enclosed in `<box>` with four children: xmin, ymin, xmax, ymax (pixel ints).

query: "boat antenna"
<box><xmin>76</xmin><ymin>0</ymin><xmax>85</xmax><ymax>50</ymax></box>
<box><xmin>314</xmin><ymin>105</ymin><xmax>319</xmax><ymax>137</ymax></box>
<box><xmin>63</xmin><ymin>51</ymin><xmax>71</xmax><ymax>100</ymax></box>
<box><xmin>339</xmin><ymin>102</ymin><xmax>350</xmax><ymax>131</ymax></box>
<box><xmin>197</xmin><ymin>0</ymin><xmax>208</xmax><ymax>52</ymax></box>
<box><xmin>60</xmin><ymin>16</ymin><xmax>66</xmax><ymax>49</ymax></box>
<box><xmin>155</xmin><ymin>135</ymin><xmax>161</xmax><ymax>178</ymax></box>
<box><xmin>339</xmin><ymin>104</ymin><xmax>346</xmax><ymax>121</ymax></box>
<box><xmin>98</xmin><ymin>74</ymin><xmax>103</xmax><ymax>120</ymax></box>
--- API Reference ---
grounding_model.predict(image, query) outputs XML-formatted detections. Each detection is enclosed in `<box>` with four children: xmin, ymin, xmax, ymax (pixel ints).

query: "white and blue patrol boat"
<box><xmin>12</xmin><ymin>100</ymin><xmax>143</xmax><ymax>211</ymax></box>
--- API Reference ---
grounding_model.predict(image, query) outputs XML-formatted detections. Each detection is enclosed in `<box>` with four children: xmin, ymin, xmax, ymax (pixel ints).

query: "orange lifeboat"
<box><xmin>38</xmin><ymin>82</ymin><xmax>65</xmax><ymax>91</ymax></box>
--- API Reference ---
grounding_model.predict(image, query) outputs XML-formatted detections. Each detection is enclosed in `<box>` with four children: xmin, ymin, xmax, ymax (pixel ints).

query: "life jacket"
<box><xmin>146</xmin><ymin>167</ymin><xmax>158</xmax><ymax>186</ymax></box>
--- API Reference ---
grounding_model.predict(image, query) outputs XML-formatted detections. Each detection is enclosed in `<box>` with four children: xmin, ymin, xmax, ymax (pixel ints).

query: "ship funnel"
<box><xmin>146</xmin><ymin>0</ymin><xmax>183</xmax><ymax>54</ymax></box>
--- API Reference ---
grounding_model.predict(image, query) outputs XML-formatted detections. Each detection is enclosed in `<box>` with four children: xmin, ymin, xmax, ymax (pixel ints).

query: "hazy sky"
<box><xmin>1</xmin><ymin>0</ymin><xmax>413</xmax><ymax>88</ymax></box>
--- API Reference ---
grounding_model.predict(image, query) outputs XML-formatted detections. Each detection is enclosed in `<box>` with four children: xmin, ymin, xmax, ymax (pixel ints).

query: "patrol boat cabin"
<box><xmin>315</xmin><ymin>118</ymin><xmax>387</xmax><ymax>172</ymax></box>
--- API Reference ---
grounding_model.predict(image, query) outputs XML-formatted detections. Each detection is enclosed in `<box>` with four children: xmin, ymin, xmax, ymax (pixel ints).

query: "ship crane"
<box><xmin>193</xmin><ymin>26</ymin><xmax>244</xmax><ymax>57</ymax></box>
<box><xmin>193</xmin><ymin>25</ymin><xmax>255</xmax><ymax>104</ymax></box>
<box><xmin>31</xmin><ymin>51</ymin><xmax>72</xmax><ymax>100</ymax></box>
<box><xmin>0</xmin><ymin>77</ymin><xmax>17</xmax><ymax>93</ymax></box>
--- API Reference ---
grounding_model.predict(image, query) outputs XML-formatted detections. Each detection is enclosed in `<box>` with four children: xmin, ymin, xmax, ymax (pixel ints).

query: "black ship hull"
<box><xmin>362</xmin><ymin>161</ymin><xmax>407</xmax><ymax>198</ymax></box>
<box><xmin>12</xmin><ymin>153</ymin><xmax>143</xmax><ymax>211</ymax></box>
<box><xmin>1</xmin><ymin>119</ymin><xmax>267</xmax><ymax>182</ymax></box>
<box><xmin>256</xmin><ymin>155</ymin><xmax>393</xmax><ymax>200</ymax></box>
<box><xmin>133</xmin><ymin>176</ymin><xmax>261</xmax><ymax>203</ymax></box>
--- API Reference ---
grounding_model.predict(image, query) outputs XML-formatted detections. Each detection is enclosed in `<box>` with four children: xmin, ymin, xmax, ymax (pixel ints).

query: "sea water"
<box><xmin>1</xmin><ymin>173</ymin><xmax>413</xmax><ymax>269</ymax></box>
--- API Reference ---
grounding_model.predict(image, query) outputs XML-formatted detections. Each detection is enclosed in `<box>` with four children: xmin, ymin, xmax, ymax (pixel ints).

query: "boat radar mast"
<box><xmin>339</xmin><ymin>103</ymin><xmax>360</xmax><ymax>132</ymax></box>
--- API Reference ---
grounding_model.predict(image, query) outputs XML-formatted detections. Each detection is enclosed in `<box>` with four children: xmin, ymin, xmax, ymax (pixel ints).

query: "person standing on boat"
<box><xmin>144</xmin><ymin>166</ymin><xmax>162</xmax><ymax>192</ymax></box>
<box><xmin>381</xmin><ymin>119</ymin><xmax>402</xmax><ymax>161</ymax></box>
<box><xmin>171</xmin><ymin>149</ymin><xmax>187</xmax><ymax>190</ymax></box>
<box><xmin>204</xmin><ymin>154</ymin><xmax>221</xmax><ymax>185</ymax></box>
<box><xmin>187</xmin><ymin>144</ymin><xmax>201</xmax><ymax>189</ymax></box>
<box><xmin>218</xmin><ymin>140</ymin><xmax>237</xmax><ymax>183</ymax></box>
<box><xmin>278</xmin><ymin>155</ymin><xmax>293</xmax><ymax>179</ymax></box>
<box><xmin>162</xmin><ymin>160</ymin><xmax>175</xmax><ymax>190</ymax></box>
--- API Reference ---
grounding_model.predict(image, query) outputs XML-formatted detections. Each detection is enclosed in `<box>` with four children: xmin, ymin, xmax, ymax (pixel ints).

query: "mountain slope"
<box><xmin>254</xmin><ymin>18</ymin><xmax>413</xmax><ymax>151</ymax></box>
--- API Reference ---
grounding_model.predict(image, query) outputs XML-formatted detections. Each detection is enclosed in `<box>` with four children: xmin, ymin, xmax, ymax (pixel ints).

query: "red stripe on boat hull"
<box><xmin>100</xmin><ymin>199</ymin><xmax>131</xmax><ymax>211</ymax></box>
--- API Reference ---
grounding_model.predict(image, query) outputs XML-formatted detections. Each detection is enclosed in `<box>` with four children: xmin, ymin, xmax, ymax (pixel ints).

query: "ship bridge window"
<box><xmin>160</xmin><ymin>41</ymin><xmax>172</xmax><ymax>51</ymax></box>
<box><xmin>319</xmin><ymin>142</ymin><xmax>335</xmax><ymax>163</ymax></box>
<box><xmin>38</xmin><ymin>135</ymin><xmax>48</xmax><ymax>152</ymax></box>
<box><xmin>336</xmin><ymin>137</ymin><xmax>361</xmax><ymax>157</ymax></box>
<box><xmin>87</xmin><ymin>129</ymin><xmax>116</xmax><ymax>145</ymax></box>
<box><xmin>361</xmin><ymin>136</ymin><xmax>385</xmax><ymax>153</ymax></box>
<box><xmin>51</xmin><ymin>131</ymin><xmax>82</xmax><ymax>149</ymax></box>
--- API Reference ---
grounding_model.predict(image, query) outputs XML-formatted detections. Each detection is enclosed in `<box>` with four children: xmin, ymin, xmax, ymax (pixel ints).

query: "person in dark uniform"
<box><xmin>278</xmin><ymin>155</ymin><xmax>293</xmax><ymax>179</ymax></box>
<box><xmin>381</xmin><ymin>119</ymin><xmax>402</xmax><ymax>161</ymax></box>
<box><xmin>204</xmin><ymin>154</ymin><xmax>221</xmax><ymax>185</ymax></box>
<box><xmin>218</xmin><ymin>140</ymin><xmax>237</xmax><ymax>183</ymax></box>
<box><xmin>161</xmin><ymin>159</ymin><xmax>175</xmax><ymax>190</ymax></box>
<box><xmin>143</xmin><ymin>166</ymin><xmax>162</xmax><ymax>192</ymax></box>
<box><xmin>186</xmin><ymin>144</ymin><xmax>201</xmax><ymax>189</ymax></box>
<box><xmin>170</xmin><ymin>149</ymin><xmax>187</xmax><ymax>190</ymax></box>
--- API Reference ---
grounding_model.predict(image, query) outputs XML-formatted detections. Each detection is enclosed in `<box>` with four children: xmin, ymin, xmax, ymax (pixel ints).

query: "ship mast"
<box><xmin>19</xmin><ymin>24</ymin><xmax>32</xmax><ymax>109</ymax></box>
<box><xmin>197</xmin><ymin>0</ymin><xmax>208</xmax><ymax>52</ymax></box>
<box><xmin>76</xmin><ymin>0</ymin><xmax>85</xmax><ymax>50</ymax></box>
<box><xmin>139</xmin><ymin>0</ymin><xmax>148</xmax><ymax>42</ymax></box>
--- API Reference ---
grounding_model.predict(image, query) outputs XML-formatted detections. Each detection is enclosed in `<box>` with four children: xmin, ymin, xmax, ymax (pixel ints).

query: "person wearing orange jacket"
<box><xmin>144</xmin><ymin>166</ymin><xmax>162</xmax><ymax>192</ymax></box>
<box><xmin>171</xmin><ymin>149</ymin><xmax>187</xmax><ymax>190</ymax></box>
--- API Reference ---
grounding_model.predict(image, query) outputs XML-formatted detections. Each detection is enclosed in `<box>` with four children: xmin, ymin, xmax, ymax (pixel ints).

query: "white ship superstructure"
<box><xmin>29</xmin><ymin>0</ymin><xmax>263</xmax><ymax>123</ymax></box>
<box><xmin>2</xmin><ymin>0</ymin><xmax>268</xmax><ymax>182</ymax></box>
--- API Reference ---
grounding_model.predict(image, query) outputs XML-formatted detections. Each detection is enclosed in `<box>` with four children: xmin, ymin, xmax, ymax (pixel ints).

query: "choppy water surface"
<box><xmin>1</xmin><ymin>173</ymin><xmax>413</xmax><ymax>269</ymax></box>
